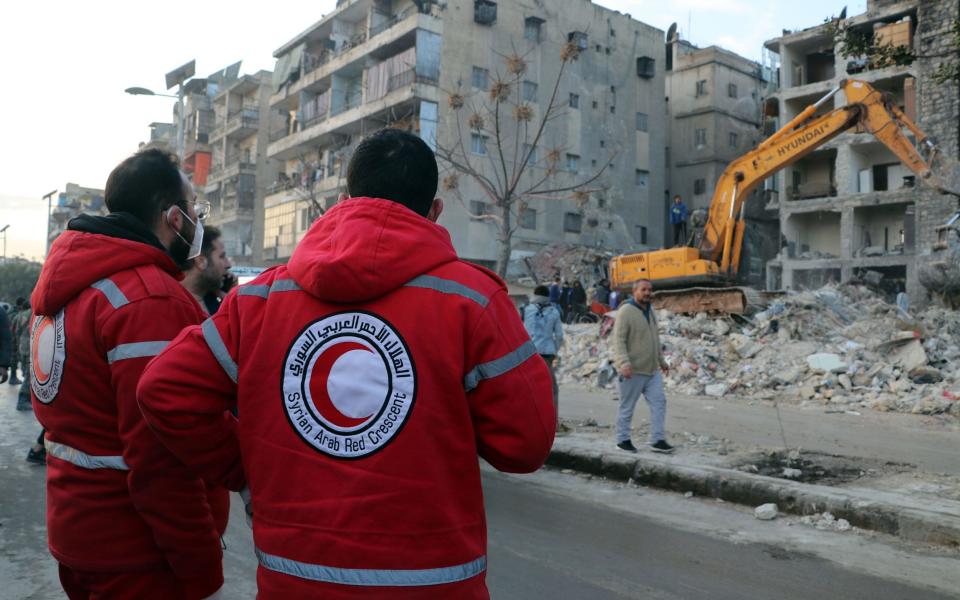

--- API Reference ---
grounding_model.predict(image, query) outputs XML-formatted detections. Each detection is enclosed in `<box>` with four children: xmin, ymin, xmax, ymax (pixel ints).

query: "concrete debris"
<box><xmin>754</xmin><ymin>503</ymin><xmax>779</xmax><ymax>520</ymax></box>
<box><xmin>800</xmin><ymin>512</ymin><xmax>853</xmax><ymax>532</ymax></box>
<box><xmin>782</xmin><ymin>468</ymin><xmax>803</xmax><ymax>479</ymax></box>
<box><xmin>806</xmin><ymin>353</ymin><xmax>847</xmax><ymax>374</ymax></box>
<box><xmin>556</xmin><ymin>283</ymin><xmax>960</xmax><ymax>417</ymax></box>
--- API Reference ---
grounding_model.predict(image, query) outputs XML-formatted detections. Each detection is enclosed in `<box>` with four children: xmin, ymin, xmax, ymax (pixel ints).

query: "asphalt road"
<box><xmin>2</xmin><ymin>382</ymin><xmax>956</xmax><ymax>599</ymax></box>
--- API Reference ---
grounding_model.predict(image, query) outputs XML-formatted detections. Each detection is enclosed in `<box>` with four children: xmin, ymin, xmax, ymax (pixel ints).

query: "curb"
<box><xmin>547</xmin><ymin>437</ymin><xmax>960</xmax><ymax>548</ymax></box>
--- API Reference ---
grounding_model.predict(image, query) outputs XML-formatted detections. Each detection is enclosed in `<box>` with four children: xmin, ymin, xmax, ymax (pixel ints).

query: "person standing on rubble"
<box><xmin>612</xmin><ymin>279</ymin><xmax>673</xmax><ymax>454</ymax></box>
<box><xmin>523</xmin><ymin>285</ymin><xmax>564</xmax><ymax>412</ymax></box>
<box><xmin>670</xmin><ymin>194</ymin><xmax>688</xmax><ymax>247</ymax></box>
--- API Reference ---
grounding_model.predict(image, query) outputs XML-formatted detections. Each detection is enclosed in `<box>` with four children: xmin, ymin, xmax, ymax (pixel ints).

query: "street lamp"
<box><xmin>1</xmin><ymin>225</ymin><xmax>9</xmax><ymax>263</ymax></box>
<box><xmin>125</xmin><ymin>60</ymin><xmax>195</xmax><ymax>161</ymax></box>
<box><xmin>42</xmin><ymin>189</ymin><xmax>57</xmax><ymax>257</ymax></box>
<box><xmin>125</xmin><ymin>86</ymin><xmax>184</xmax><ymax>160</ymax></box>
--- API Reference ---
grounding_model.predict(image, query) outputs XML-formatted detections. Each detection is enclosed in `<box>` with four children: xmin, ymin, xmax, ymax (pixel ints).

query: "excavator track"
<box><xmin>651</xmin><ymin>286</ymin><xmax>777</xmax><ymax>315</ymax></box>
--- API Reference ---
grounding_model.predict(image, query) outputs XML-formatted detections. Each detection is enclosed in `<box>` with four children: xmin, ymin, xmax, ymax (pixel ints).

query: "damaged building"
<box><xmin>763</xmin><ymin>0</ymin><xmax>960</xmax><ymax>304</ymax></box>
<box><xmin>263</xmin><ymin>0</ymin><xmax>667</xmax><ymax>265</ymax></box>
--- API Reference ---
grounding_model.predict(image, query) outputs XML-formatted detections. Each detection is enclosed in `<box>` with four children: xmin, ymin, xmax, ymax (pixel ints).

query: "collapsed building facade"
<box><xmin>762</xmin><ymin>0</ymin><xmax>960</xmax><ymax>305</ymax></box>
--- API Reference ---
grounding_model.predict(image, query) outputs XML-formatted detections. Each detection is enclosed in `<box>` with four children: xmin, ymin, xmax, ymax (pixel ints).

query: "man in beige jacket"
<box><xmin>612</xmin><ymin>279</ymin><xmax>673</xmax><ymax>453</ymax></box>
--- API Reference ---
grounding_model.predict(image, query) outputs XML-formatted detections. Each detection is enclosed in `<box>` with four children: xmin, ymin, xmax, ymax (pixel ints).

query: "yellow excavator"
<box><xmin>609</xmin><ymin>78</ymin><xmax>960</xmax><ymax>313</ymax></box>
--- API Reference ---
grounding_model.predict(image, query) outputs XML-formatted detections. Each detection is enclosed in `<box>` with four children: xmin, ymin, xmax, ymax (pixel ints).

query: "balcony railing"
<box><xmin>301</xmin><ymin>6</ymin><xmax>417</xmax><ymax>77</ymax></box>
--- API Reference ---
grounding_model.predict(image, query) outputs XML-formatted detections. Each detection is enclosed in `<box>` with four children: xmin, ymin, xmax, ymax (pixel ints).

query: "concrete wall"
<box><xmin>435</xmin><ymin>0</ymin><xmax>667</xmax><ymax>263</ymax></box>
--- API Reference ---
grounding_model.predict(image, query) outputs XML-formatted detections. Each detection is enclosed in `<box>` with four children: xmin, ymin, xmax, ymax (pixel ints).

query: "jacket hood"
<box><xmin>32</xmin><ymin>213</ymin><xmax>181</xmax><ymax>316</ymax></box>
<box><xmin>286</xmin><ymin>197</ymin><xmax>458</xmax><ymax>303</ymax></box>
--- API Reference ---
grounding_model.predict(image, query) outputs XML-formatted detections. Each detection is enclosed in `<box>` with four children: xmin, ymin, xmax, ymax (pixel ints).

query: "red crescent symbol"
<box><xmin>309</xmin><ymin>341</ymin><xmax>376</xmax><ymax>428</ymax></box>
<box><xmin>33</xmin><ymin>318</ymin><xmax>53</xmax><ymax>383</ymax></box>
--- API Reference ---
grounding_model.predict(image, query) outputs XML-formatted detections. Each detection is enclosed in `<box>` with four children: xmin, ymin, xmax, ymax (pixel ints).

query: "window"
<box><xmin>523</xmin><ymin>143</ymin><xmax>538</xmax><ymax>164</ymax></box>
<box><xmin>567</xmin><ymin>31</ymin><xmax>588</xmax><ymax>50</ymax></box>
<box><xmin>524</xmin><ymin>17</ymin><xmax>544</xmax><ymax>42</ymax></box>
<box><xmin>729</xmin><ymin>132</ymin><xmax>739</xmax><ymax>147</ymax></box>
<box><xmin>600</xmin><ymin>140</ymin><xmax>605</xmax><ymax>148</ymax></box>
<box><xmin>474</xmin><ymin>0</ymin><xmax>496</xmax><ymax>25</ymax></box>
<box><xmin>635</xmin><ymin>112</ymin><xmax>648</xmax><ymax>132</ymax></box>
<box><xmin>471</xmin><ymin>133</ymin><xmax>488</xmax><ymax>155</ymax></box>
<box><xmin>610</xmin><ymin>28</ymin><xmax>616</xmax><ymax>37</ymax></box>
<box><xmin>695</xmin><ymin>79</ymin><xmax>707</xmax><ymax>96</ymax></box>
<box><xmin>522</xmin><ymin>80</ymin><xmax>538</xmax><ymax>102</ymax></box>
<box><xmin>420</xmin><ymin>101</ymin><xmax>438</xmax><ymax>151</ymax></box>
<box><xmin>728</xmin><ymin>83</ymin><xmax>738</xmax><ymax>98</ymax></box>
<box><xmin>520</xmin><ymin>208</ymin><xmax>537</xmax><ymax>229</ymax></box>
<box><xmin>471</xmin><ymin>66</ymin><xmax>489</xmax><ymax>90</ymax></box>
<box><xmin>569</xmin><ymin>93</ymin><xmax>579</xmax><ymax>109</ymax></box>
<box><xmin>695</xmin><ymin>128</ymin><xmax>707</xmax><ymax>148</ymax></box>
<box><xmin>563</xmin><ymin>212</ymin><xmax>582</xmax><ymax>233</ymax></box>
<box><xmin>470</xmin><ymin>200</ymin><xmax>492</xmax><ymax>215</ymax></box>
<box><xmin>694</xmin><ymin>178</ymin><xmax>707</xmax><ymax>195</ymax></box>
<box><xmin>595</xmin><ymin>44</ymin><xmax>602</xmax><ymax>53</ymax></box>
<box><xmin>300</xmin><ymin>208</ymin><xmax>310</xmax><ymax>232</ymax></box>
<box><xmin>610</xmin><ymin>86</ymin><xmax>616</xmax><ymax>94</ymax></box>
<box><xmin>636</xmin><ymin>56</ymin><xmax>655</xmax><ymax>79</ymax></box>
<box><xmin>592</xmin><ymin>100</ymin><xmax>598</xmax><ymax>109</ymax></box>
<box><xmin>635</xmin><ymin>169</ymin><xmax>649</xmax><ymax>188</ymax></box>
<box><xmin>565</xmin><ymin>153</ymin><xmax>579</xmax><ymax>172</ymax></box>
<box><xmin>640</xmin><ymin>226</ymin><xmax>648</xmax><ymax>244</ymax></box>
<box><xmin>609</xmin><ymin>105</ymin><xmax>615</xmax><ymax>114</ymax></box>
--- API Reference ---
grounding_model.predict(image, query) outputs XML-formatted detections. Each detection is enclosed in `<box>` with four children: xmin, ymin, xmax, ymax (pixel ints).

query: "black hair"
<box><xmin>105</xmin><ymin>148</ymin><xmax>187</xmax><ymax>226</ymax></box>
<box><xmin>346</xmin><ymin>128</ymin><xmax>438</xmax><ymax>217</ymax></box>
<box><xmin>200</xmin><ymin>224</ymin><xmax>222</xmax><ymax>259</ymax></box>
<box><xmin>534</xmin><ymin>285</ymin><xmax>550</xmax><ymax>296</ymax></box>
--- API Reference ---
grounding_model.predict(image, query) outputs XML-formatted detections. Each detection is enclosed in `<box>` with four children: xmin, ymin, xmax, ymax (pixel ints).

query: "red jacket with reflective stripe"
<box><xmin>139</xmin><ymin>197</ymin><xmax>556</xmax><ymax>599</ymax></box>
<box><xmin>31</xmin><ymin>227</ymin><xmax>229</xmax><ymax>598</ymax></box>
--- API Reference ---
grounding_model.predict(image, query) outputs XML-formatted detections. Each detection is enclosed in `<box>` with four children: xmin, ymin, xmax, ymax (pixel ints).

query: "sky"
<box><xmin>0</xmin><ymin>0</ymin><xmax>865</xmax><ymax>261</ymax></box>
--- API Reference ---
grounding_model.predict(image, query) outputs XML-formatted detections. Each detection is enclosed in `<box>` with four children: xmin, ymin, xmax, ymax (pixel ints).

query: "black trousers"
<box><xmin>672</xmin><ymin>222</ymin><xmax>687</xmax><ymax>246</ymax></box>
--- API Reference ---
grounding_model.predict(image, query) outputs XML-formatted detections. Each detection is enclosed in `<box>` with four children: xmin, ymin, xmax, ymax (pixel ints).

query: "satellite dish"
<box><xmin>666</xmin><ymin>22</ymin><xmax>678</xmax><ymax>43</ymax></box>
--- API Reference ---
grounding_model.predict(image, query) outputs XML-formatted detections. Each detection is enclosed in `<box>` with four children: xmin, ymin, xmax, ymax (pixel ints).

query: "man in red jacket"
<box><xmin>138</xmin><ymin>129</ymin><xmax>556</xmax><ymax>599</ymax></box>
<box><xmin>31</xmin><ymin>149</ymin><xmax>229</xmax><ymax>599</ymax></box>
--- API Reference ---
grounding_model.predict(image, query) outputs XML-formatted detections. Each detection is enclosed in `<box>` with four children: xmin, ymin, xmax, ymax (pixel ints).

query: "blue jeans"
<box><xmin>616</xmin><ymin>371</ymin><xmax>667</xmax><ymax>444</ymax></box>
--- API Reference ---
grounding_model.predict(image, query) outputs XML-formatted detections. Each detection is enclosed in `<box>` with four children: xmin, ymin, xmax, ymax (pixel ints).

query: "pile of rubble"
<box><xmin>556</xmin><ymin>284</ymin><xmax>960</xmax><ymax>416</ymax></box>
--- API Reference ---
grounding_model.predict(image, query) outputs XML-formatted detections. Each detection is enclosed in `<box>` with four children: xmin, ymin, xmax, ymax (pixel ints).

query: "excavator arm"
<box><xmin>701</xmin><ymin>79</ymin><xmax>957</xmax><ymax>277</ymax></box>
<box><xmin>609</xmin><ymin>78</ymin><xmax>960</xmax><ymax>312</ymax></box>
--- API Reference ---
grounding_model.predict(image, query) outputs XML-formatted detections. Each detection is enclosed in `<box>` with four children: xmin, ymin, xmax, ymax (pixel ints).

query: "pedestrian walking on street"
<box><xmin>8</xmin><ymin>297</ymin><xmax>27</xmax><ymax>385</ymax></box>
<box><xmin>30</xmin><ymin>148</ymin><xmax>229</xmax><ymax>599</ymax></box>
<box><xmin>612</xmin><ymin>279</ymin><xmax>674</xmax><ymax>454</ymax></box>
<box><xmin>523</xmin><ymin>285</ymin><xmax>564</xmax><ymax>412</ymax></box>
<box><xmin>138</xmin><ymin>129</ymin><xmax>556</xmax><ymax>599</ymax></box>
<box><xmin>0</xmin><ymin>307</ymin><xmax>11</xmax><ymax>385</ymax></box>
<box><xmin>11</xmin><ymin>300</ymin><xmax>33</xmax><ymax>410</ymax></box>
<box><xmin>670</xmin><ymin>194</ymin><xmax>688</xmax><ymax>247</ymax></box>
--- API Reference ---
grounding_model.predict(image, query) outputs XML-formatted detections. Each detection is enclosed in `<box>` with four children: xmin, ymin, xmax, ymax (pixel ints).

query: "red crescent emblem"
<box><xmin>309</xmin><ymin>342</ymin><xmax>375</xmax><ymax>428</ymax></box>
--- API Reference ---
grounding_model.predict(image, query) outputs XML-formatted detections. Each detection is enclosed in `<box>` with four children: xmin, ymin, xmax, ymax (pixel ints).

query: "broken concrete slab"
<box><xmin>754</xmin><ymin>503</ymin><xmax>779</xmax><ymax>520</ymax></box>
<box><xmin>806</xmin><ymin>353</ymin><xmax>847</xmax><ymax>374</ymax></box>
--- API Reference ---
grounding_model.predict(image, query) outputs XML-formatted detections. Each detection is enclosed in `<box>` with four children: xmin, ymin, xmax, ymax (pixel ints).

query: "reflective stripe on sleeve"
<box><xmin>237</xmin><ymin>279</ymin><xmax>302</xmax><ymax>298</ymax></box>
<box><xmin>403</xmin><ymin>275</ymin><xmax>489</xmax><ymax>308</ymax></box>
<box><xmin>106</xmin><ymin>341</ymin><xmax>169</xmax><ymax>364</ymax></box>
<box><xmin>464</xmin><ymin>340</ymin><xmax>537</xmax><ymax>392</ymax></box>
<box><xmin>202</xmin><ymin>318</ymin><xmax>238</xmax><ymax>383</ymax></box>
<box><xmin>255</xmin><ymin>548</ymin><xmax>486</xmax><ymax>587</ymax></box>
<box><xmin>91</xmin><ymin>279</ymin><xmax>129</xmax><ymax>309</ymax></box>
<box><xmin>45</xmin><ymin>440</ymin><xmax>129</xmax><ymax>471</ymax></box>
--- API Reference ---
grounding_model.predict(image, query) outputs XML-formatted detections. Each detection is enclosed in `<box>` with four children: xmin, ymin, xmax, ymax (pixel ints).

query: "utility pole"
<box><xmin>0</xmin><ymin>225</ymin><xmax>8</xmax><ymax>263</ymax></box>
<box><xmin>125</xmin><ymin>59</ymin><xmax>195</xmax><ymax>161</ymax></box>
<box><xmin>42</xmin><ymin>189</ymin><xmax>57</xmax><ymax>257</ymax></box>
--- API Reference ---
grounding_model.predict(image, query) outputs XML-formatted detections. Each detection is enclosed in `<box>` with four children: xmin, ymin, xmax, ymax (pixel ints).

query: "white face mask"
<box><xmin>169</xmin><ymin>206</ymin><xmax>205</xmax><ymax>260</ymax></box>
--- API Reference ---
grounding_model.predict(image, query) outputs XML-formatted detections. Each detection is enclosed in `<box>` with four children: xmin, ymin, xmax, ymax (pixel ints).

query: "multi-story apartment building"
<box><xmin>263</xmin><ymin>0</ymin><xmax>667</xmax><ymax>265</ymax></box>
<box><xmin>664</xmin><ymin>29</ymin><xmax>776</xmax><ymax>283</ymax></box>
<box><xmin>763</xmin><ymin>0</ymin><xmax>959</xmax><ymax>303</ymax></box>
<box><xmin>205</xmin><ymin>70</ymin><xmax>279</xmax><ymax>265</ymax></box>
<box><xmin>138</xmin><ymin>122</ymin><xmax>176</xmax><ymax>153</ymax></box>
<box><xmin>47</xmin><ymin>183</ymin><xmax>106</xmax><ymax>252</ymax></box>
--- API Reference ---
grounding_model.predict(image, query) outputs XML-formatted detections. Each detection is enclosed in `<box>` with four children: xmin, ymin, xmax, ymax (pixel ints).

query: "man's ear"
<box><xmin>426</xmin><ymin>197</ymin><xmax>444</xmax><ymax>222</ymax></box>
<box><xmin>195</xmin><ymin>255</ymin><xmax>208</xmax><ymax>271</ymax></box>
<box><xmin>165</xmin><ymin>205</ymin><xmax>183</xmax><ymax>232</ymax></box>
<box><xmin>338</xmin><ymin>192</ymin><xmax>349</xmax><ymax>203</ymax></box>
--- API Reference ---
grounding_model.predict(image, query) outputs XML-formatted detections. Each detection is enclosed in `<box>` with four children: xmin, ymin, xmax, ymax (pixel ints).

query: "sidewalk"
<box><xmin>553</xmin><ymin>383</ymin><xmax>960</xmax><ymax>546</ymax></box>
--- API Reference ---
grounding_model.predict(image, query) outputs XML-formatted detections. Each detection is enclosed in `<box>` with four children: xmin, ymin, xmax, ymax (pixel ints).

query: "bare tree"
<box><xmin>435</xmin><ymin>41</ymin><xmax>613</xmax><ymax>277</ymax></box>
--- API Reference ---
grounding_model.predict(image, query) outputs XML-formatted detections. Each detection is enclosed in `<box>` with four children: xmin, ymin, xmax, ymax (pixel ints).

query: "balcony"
<box><xmin>271</xmin><ymin>10</ymin><xmax>439</xmax><ymax>109</ymax></box>
<box><xmin>210</xmin><ymin>108</ymin><xmax>260</xmax><ymax>142</ymax></box>
<box><xmin>208</xmin><ymin>151</ymin><xmax>256</xmax><ymax>181</ymax></box>
<box><xmin>268</xmin><ymin>79</ymin><xmax>436</xmax><ymax>161</ymax></box>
